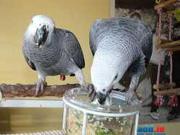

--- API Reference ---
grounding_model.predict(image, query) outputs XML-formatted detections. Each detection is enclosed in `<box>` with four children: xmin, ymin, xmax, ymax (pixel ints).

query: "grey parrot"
<box><xmin>89</xmin><ymin>17</ymin><xmax>152</xmax><ymax>105</ymax></box>
<box><xmin>23</xmin><ymin>15</ymin><xmax>85</xmax><ymax>95</ymax></box>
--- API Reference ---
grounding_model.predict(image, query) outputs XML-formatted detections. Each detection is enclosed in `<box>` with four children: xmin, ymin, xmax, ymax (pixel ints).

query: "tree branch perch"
<box><xmin>0</xmin><ymin>83</ymin><xmax>79</xmax><ymax>98</ymax></box>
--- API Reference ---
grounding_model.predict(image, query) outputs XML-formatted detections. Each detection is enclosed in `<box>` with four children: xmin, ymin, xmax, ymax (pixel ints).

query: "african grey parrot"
<box><xmin>89</xmin><ymin>17</ymin><xmax>152</xmax><ymax>105</ymax></box>
<box><xmin>23</xmin><ymin>15</ymin><xmax>85</xmax><ymax>95</ymax></box>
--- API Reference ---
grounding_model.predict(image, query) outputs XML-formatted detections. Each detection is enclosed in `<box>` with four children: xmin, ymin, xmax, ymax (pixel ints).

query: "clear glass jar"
<box><xmin>63</xmin><ymin>87</ymin><xmax>139</xmax><ymax>135</ymax></box>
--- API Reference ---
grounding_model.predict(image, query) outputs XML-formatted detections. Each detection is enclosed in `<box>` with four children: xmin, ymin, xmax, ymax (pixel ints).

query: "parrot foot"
<box><xmin>86</xmin><ymin>84</ymin><xmax>96</xmax><ymax>102</ymax></box>
<box><xmin>125</xmin><ymin>91</ymin><xmax>142</xmax><ymax>105</ymax></box>
<box><xmin>35</xmin><ymin>80</ymin><xmax>47</xmax><ymax>96</ymax></box>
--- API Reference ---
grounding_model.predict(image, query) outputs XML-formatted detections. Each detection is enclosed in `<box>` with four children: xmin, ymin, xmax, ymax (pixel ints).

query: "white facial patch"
<box><xmin>32</xmin><ymin>15</ymin><xmax>54</xmax><ymax>26</ymax></box>
<box><xmin>26</xmin><ymin>15</ymin><xmax>55</xmax><ymax>38</ymax></box>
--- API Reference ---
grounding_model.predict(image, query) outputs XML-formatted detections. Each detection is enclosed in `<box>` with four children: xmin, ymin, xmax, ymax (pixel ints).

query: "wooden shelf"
<box><xmin>154</xmin><ymin>0</ymin><xmax>177</xmax><ymax>10</ymax></box>
<box><xmin>154</xmin><ymin>87</ymin><xmax>180</xmax><ymax>96</ymax></box>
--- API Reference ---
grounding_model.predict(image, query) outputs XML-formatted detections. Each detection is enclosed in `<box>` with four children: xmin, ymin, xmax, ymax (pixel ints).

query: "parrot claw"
<box><xmin>86</xmin><ymin>84</ymin><xmax>96</xmax><ymax>102</ymax></box>
<box><xmin>35</xmin><ymin>80</ymin><xmax>47</xmax><ymax>96</ymax></box>
<box><xmin>89</xmin><ymin>90</ymin><xmax>96</xmax><ymax>102</ymax></box>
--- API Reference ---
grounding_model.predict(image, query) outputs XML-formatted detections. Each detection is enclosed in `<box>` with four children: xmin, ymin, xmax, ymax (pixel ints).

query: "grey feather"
<box><xmin>61</xmin><ymin>29</ymin><xmax>85</xmax><ymax>69</ymax></box>
<box><xmin>23</xmin><ymin>15</ymin><xmax>85</xmax><ymax>80</ymax></box>
<box><xmin>23</xmin><ymin>51</ymin><xmax>36</xmax><ymax>71</ymax></box>
<box><xmin>23</xmin><ymin>28</ymin><xmax>85</xmax><ymax>76</ymax></box>
<box><xmin>90</xmin><ymin>17</ymin><xmax>152</xmax><ymax>60</ymax></box>
<box><xmin>90</xmin><ymin>17</ymin><xmax>153</xmax><ymax>104</ymax></box>
<box><xmin>22</xmin><ymin>15</ymin><xmax>86</xmax><ymax>94</ymax></box>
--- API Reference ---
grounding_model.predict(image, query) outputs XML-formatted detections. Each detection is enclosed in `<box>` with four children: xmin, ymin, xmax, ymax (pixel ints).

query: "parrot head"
<box><xmin>94</xmin><ymin>74</ymin><xmax>118</xmax><ymax>105</ymax></box>
<box><xmin>27</xmin><ymin>15</ymin><xmax>55</xmax><ymax>48</ymax></box>
<box><xmin>91</xmin><ymin>53</ymin><xmax>119</xmax><ymax>105</ymax></box>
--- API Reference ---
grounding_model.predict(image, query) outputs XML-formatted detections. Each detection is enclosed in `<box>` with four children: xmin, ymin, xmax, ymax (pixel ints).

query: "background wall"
<box><xmin>0</xmin><ymin>1</ymin><xmax>179</xmax><ymax>134</ymax></box>
<box><xmin>0</xmin><ymin>0</ymin><xmax>110</xmax><ymax>133</ymax></box>
<box><xmin>0</xmin><ymin>0</ymin><xmax>110</xmax><ymax>84</ymax></box>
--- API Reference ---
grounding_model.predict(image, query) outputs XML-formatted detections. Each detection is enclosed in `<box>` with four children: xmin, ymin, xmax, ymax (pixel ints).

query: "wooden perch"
<box><xmin>153</xmin><ymin>82</ymin><xmax>176</xmax><ymax>90</ymax></box>
<box><xmin>158</xmin><ymin>40</ymin><xmax>180</xmax><ymax>48</ymax></box>
<box><xmin>0</xmin><ymin>83</ymin><xmax>79</xmax><ymax>98</ymax></box>
<box><xmin>167</xmin><ymin>46</ymin><xmax>180</xmax><ymax>52</ymax></box>
<box><xmin>154</xmin><ymin>87</ymin><xmax>180</xmax><ymax>96</ymax></box>
<box><xmin>154</xmin><ymin>0</ymin><xmax>177</xmax><ymax>10</ymax></box>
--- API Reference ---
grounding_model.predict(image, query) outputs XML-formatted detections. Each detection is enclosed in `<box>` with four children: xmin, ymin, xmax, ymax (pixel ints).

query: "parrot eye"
<box><xmin>114</xmin><ymin>74</ymin><xmax>118</xmax><ymax>81</ymax></box>
<box><xmin>46</xmin><ymin>25</ymin><xmax>49</xmax><ymax>30</ymax></box>
<box><xmin>102</xmin><ymin>89</ymin><xmax>106</xmax><ymax>92</ymax></box>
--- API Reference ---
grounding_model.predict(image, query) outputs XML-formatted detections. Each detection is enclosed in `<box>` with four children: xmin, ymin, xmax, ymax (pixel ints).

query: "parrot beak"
<box><xmin>97</xmin><ymin>92</ymin><xmax>107</xmax><ymax>105</ymax></box>
<box><xmin>34</xmin><ymin>25</ymin><xmax>49</xmax><ymax>47</ymax></box>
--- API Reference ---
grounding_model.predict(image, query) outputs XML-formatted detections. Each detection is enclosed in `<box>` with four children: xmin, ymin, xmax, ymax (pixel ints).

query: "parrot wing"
<box><xmin>62</xmin><ymin>29</ymin><xmax>85</xmax><ymax>69</ymax></box>
<box><xmin>89</xmin><ymin>20</ymin><xmax>102</xmax><ymax>55</ymax></box>
<box><xmin>89</xmin><ymin>29</ymin><xmax>97</xmax><ymax>55</ymax></box>
<box><xmin>22</xmin><ymin>47</ymin><xmax>36</xmax><ymax>71</ymax></box>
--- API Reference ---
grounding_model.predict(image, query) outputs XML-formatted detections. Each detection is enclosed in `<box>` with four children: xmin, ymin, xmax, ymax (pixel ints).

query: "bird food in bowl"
<box><xmin>62</xmin><ymin>88</ymin><xmax>139</xmax><ymax>135</ymax></box>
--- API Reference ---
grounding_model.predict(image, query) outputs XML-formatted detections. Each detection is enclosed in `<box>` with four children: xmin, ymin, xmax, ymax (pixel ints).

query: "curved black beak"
<box><xmin>97</xmin><ymin>92</ymin><xmax>107</xmax><ymax>105</ymax></box>
<box><xmin>34</xmin><ymin>25</ymin><xmax>49</xmax><ymax>47</ymax></box>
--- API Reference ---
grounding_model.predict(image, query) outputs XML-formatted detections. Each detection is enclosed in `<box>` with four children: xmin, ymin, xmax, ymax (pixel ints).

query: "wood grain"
<box><xmin>0</xmin><ymin>84</ymin><xmax>79</xmax><ymax>98</ymax></box>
